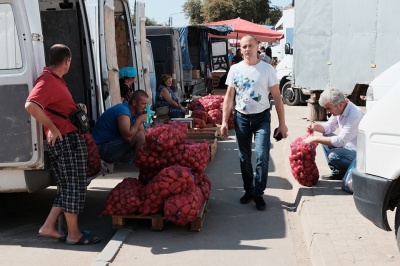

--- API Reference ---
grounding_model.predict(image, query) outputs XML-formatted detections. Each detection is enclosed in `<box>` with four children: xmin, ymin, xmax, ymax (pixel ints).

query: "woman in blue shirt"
<box><xmin>155</xmin><ymin>74</ymin><xmax>185</xmax><ymax>118</ymax></box>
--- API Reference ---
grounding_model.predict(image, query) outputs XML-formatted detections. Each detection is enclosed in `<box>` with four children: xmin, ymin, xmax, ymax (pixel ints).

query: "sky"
<box><xmin>129</xmin><ymin>0</ymin><xmax>292</xmax><ymax>27</ymax></box>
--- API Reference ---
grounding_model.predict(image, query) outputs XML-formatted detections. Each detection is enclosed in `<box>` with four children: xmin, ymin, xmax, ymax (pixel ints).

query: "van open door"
<box><xmin>0</xmin><ymin>1</ymin><xmax>50</xmax><ymax>192</ymax></box>
<box><xmin>86</xmin><ymin>0</ymin><xmax>138</xmax><ymax>109</ymax></box>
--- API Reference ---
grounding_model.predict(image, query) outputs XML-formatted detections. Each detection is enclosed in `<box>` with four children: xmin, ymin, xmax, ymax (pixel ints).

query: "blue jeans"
<box><xmin>234</xmin><ymin>110</ymin><xmax>271</xmax><ymax>197</ymax></box>
<box><xmin>322</xmin><ymin>134</ymin><xmax>356</xmax><ymax>175</ymax></box>
<box><xmin>97</xmin><ymin>138</ymin><xmax>133</xmax><ymax>164</ymax></box>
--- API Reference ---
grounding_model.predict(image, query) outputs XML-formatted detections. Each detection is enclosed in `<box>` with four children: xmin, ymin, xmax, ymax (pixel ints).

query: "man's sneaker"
<box><xmin>254</xmin><ymin>196</ymin><xmax>266</xmax><ymax>211</ymax></box>
<box><xmin>321</xmin><ymin>173</ymin><xmax>344</xmax><ymax>180</ymax></box>
<box><xmin>240</xmin><ymin>192</ymin><xmax>253</xmax><ymax>204</ymax></box>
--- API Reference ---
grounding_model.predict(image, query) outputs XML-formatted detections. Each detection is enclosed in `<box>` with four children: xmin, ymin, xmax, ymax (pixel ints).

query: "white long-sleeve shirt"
<box><xmin>322</xmin><ymin>101</ymin><xmax>364</xmax><ymax>150</ymax></box>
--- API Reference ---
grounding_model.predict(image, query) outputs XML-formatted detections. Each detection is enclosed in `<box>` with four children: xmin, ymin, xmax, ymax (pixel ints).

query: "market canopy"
<box><xmin>206</xmin><ymin>18</ymin><xmax>284</xmax><ymax>43</ymax></box>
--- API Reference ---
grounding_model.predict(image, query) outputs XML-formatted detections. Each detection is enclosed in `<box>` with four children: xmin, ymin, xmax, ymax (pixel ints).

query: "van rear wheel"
<box><xmin>282</xmin><ymin>81</ymin><xmax>300</xmax><ymax>106</ymax></box>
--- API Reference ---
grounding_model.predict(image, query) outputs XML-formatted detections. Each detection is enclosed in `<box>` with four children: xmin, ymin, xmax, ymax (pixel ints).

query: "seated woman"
<box><xmin>119</xmin><ymin>66</ymin><xmax>137</xmax><ymax>102</ymax></box>
<box><xmin>154</xmin><ymin>74</ymin><xmax>185</xmax><ymax>118</ymax></box>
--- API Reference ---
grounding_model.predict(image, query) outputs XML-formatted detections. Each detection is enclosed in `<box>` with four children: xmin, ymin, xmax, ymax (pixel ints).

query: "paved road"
<box><xmin>0</xmin><ymin>179</ymin><xmax>119</xmax><ymax>266</ymax></box>
<box><xmin>0</xmin><ymin>107</ymin><xmax>312</xmax><ymax>265</ymax></box>
<box><xmin>109</xmin><ymin>112</ymin><xmax>311</xmax><ymax>266</ymax></box>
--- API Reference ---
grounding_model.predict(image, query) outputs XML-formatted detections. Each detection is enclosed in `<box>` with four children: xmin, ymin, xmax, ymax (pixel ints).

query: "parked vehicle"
<box><xmin>0</xmin><ymin>0</ymin><xmax>152</xmax><ymax>193</ymax></box>
<box><xmin>352</xmin><ymin>82</ymin><xmax>400</xmax><ymax>251</ymax></box>
<box><xmin>177</xmin><ymin>25</ymin><xmax>231</xmax><ymax>97</ymax></box>
<box><xmin>146</xmin><ymin>25</ymin><xmax>232</xmax><ymax>101</ymax></box>
<box><xmin>365</xmin><ymin>61</ymin><xmax>400</xmax><ymax>111</ymax></box>
<box><xmin>86</xmin><ymin>0</ymin><xmax>154</xmax><ymax>108</ymax></box>
<box><xmin>0</xmin><ymin>0</ymin><xmax>101</xmax><ymax>192</ymax></box>
<box><xmin>146</xmin><ymin>26</ymin><xmax>185</xmax><ymax>102</ymax></box>
<box><xmin>272</xmin><ymin>5</ymin><xmax>295</xmax><ymax>105</ymax></box>
<box><xmin>284</xmin><ymin>0</ymin><xmax>400</xmax><ymax>108</ymax></box>
<box><xmin>271</xmin><ymin>5</ymin><xmax>294</xmax><ymax>63</ymax></box>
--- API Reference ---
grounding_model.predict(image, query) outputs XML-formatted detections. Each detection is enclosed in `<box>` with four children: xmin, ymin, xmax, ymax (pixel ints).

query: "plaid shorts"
<box><xmin>46</xmin><ymin>131</ymin><xmax>88</xmax><ymax>214</ymax></box>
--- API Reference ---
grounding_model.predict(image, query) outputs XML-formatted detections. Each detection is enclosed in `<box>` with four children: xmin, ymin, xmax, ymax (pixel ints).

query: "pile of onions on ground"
<box><xmin>135</xmin><ymin>141</ymin><xmax>209</xmax><ymax>184</ymax></box>
<box><xmin>164</xmin><ymin>185</ymin><xmax>204</xmax><ymax>225</ymax></box>
<box><xmin>145</xmin><ymin>121</ymin><xmax>188</xmax><ymax>151</ymax></box>
<box><xmin>289</xmin><ymin>132</ymin><xmax>319</xmax><ymax>187</ymax></box>
<box><xmin>101</xmin><ymin>165</ymin><xmax>211</xmax><ymax>226</ymax></box>
<box><xmin>101</xmin><ymin>178</ymin><xmax>143</xmax><ymax>216</ymax></box>
<box><xmin>187</xmin><ymin>95</ymin><xmax>234</xmax><ymax>129</ymax></box>
<box><xmin>191</xmin><ymin>117</ymin><xmax>206</xmax><ymax>129</ymax></box>
<box><xmin>140</xmin><ymin>165</ymin><xmax>195</xmax><ymax>215</ymax></box>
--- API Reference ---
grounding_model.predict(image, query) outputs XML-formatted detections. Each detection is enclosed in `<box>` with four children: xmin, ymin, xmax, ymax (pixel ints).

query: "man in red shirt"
<box><xmin>25</xmin><ymin>44</ymin><xmax>100</xmax><ymax>245</ymax></box>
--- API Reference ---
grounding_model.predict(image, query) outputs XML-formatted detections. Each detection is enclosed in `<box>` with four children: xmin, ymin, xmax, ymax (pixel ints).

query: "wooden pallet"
<box><xmin>111</xmin><ymin>199</ymin><xmax>209</xmax><ymax>231</ymax></box>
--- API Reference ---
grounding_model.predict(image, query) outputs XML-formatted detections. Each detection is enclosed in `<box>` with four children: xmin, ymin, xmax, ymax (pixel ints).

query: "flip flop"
<box><xmin>58</xmin><ymin>233</ymin><xmax>67</xmax><ymax>242</ymax></box>
<box><xmin>37</xmin><ymin>232</ymin><xmax>68</xmax><ymax>241</ymax></box>
<box><xmin>65</xmin><ymin>232</ymin><xmax>101</xmax><ymax>245</ymax></box>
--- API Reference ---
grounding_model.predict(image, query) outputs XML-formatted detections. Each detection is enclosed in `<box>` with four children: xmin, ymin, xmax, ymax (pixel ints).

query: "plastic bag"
<box><xmin>341</xmin><ymin>159</ymin><xmax>356</xmax><ymax>194</ymax></box>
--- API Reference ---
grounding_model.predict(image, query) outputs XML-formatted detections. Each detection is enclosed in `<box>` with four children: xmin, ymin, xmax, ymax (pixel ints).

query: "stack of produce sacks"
<box><xmin>289</xmin><ymin>132</ymin><xmax>319</xmax><ymax>187</ymax></box>
<box><xmin>101</xmin><ymin>178</ymin><xmax>144</xmax><ymax>216</ymax></box>
<box><xmin>102</xmin><ymin>122</ymin><xmax>212</xmax><ymax>226</ymax></box>
<box><xmin>102</xmin><ymin>165</ymin><xmax>211</xmax><ymax>226</ymax></box>
<box><xmin>187</xmin><ymin>95</ymin><xmax>234</xmax><ymax>129</ymax></box>
<box><xmin>135</xmin><ymin>121</ymin><xmax>209</xmax><ymax>183</ymax></box>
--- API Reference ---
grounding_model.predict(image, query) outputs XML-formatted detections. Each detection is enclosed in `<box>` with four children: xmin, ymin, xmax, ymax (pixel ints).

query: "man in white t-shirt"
<box><xmin>221</xmin><ymin>35</ymin><xmax>288</xmax><ymax>211</ymax></box>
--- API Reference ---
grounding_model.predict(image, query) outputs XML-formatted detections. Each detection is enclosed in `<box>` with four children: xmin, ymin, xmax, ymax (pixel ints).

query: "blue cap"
<box><xmin>119</xmin><ymin>67</ymin><xmax>137</xmax><ymax>78</ymax></box>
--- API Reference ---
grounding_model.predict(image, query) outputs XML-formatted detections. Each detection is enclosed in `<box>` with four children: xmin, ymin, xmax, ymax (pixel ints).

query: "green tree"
<box><xmin>202</xmin><ymin>0</ymin><xmax>270</xmax><ymax>24</ymax></box>
<box><xmin>182</xmin><ymin>0</ymin><xmax>204</xmax><ymax>24</ymax></box>
<box><xmin>267</xmin><ymin>5</ymin><xmax>282</xmax><ymax>26</ymax></box>
<box><xmin>183</xmin><ymin>0</ymin><xmax>282</xmax><ymax>25</ymax></box>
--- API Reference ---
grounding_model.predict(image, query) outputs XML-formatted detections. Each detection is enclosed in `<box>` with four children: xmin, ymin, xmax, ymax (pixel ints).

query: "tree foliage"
<box><xmin>182</xmin><ymin>0</ymin><xmax>282</xmax><ymax>26</ymax></box>
<box><xmin>182</xmin><ymin>0</ymin><xmax>204</xmax><ymax>25</ymax></box>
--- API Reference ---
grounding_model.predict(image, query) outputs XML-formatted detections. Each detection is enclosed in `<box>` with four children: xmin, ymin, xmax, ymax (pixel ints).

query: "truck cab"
<box><xmin>352</xmin><ymin>83</ymin><xmax>400</xmax><ymax>251</ymax></box>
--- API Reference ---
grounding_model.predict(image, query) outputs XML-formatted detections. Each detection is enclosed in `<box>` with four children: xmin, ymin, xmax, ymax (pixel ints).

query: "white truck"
<box><xmin>272</xmin><ymin>5</ymin><xmax>294</xmax><ymax>104</ymax></box>
<box><xmin>0</xmin><ymin>0</ymin><xmax>151</xmax><ymax>193</ymax></box>
<box><xmin>281</xmin><ymin>0</ymin><xmax>400</xmax><ymax>109</ymax></box>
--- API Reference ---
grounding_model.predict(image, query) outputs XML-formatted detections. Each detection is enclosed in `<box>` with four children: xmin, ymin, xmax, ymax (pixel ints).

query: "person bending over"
<box><xmin>303</xmin><ymin>88</ymin><xmax>364</xmax><ymax>180</ymax></box>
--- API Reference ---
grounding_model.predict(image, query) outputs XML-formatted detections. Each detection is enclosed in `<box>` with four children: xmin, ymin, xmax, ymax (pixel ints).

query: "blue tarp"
<box><xmin>176</xmin><ymin>25</ymin><xmax>233</xmax><ymax>71</ymax></box>
<box><xmin>177</xmin><ymin>27</ymin><xmax>192</xmax><ymax>70</ymax></box>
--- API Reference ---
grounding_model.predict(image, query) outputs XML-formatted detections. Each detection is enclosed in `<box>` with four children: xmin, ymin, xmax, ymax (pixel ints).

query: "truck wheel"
<box><xmin>282</xmin><ymin>81</ymin><xmax>300</xmax><ymax>106</ymax></box>
<box><xmin>396</xmin><ymin>206</ymin><xmax>400</xmax><ymax>251</ymax></box>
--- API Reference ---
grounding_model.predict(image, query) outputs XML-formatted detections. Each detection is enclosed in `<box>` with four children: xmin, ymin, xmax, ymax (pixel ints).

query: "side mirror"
<box><xmin>285</xmin><ymin>43</ymin><xmax>292</xmax><ymax>55</ymax></box>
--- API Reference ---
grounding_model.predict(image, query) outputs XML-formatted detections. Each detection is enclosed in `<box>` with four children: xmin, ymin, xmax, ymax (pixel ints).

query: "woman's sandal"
<box><xmin>65</xmin><ymin>232</ymin><xmax>101</xmax><ymax>245</ymax></box>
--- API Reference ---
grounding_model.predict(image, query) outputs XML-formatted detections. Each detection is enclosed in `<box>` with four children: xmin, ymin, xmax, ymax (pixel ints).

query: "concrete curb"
<box><xmin>92</xmin><ymin>228</ymin><xmax>131</xmax><ymax>266</ymax></box>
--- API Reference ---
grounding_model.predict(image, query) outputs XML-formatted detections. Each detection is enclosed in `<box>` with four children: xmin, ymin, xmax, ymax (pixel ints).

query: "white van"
<box><xmin>0</xmin><ymin>0</ymin><xmax>101</xmax><ymax>192</ymax></box>
<box><xmin>0</xmin><ymin>0</ymin><xmax>152</xmax><ymax>193</ymax></box>
<box><xmin>365</xmin><ymin>61</ymin><xmax>400</xmax><ymax>111</ymax></box>
<box><xmin>352</xmin><ymin>83</ymin><xmax>400</xmax><ymax>251</ymax></box>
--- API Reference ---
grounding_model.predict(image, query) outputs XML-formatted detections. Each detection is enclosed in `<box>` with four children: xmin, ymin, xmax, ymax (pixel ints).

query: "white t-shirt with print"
<box><xmin>225</xmin><ymin>60</ymin><xmax>278</xmax><ymax>114</ymax></box>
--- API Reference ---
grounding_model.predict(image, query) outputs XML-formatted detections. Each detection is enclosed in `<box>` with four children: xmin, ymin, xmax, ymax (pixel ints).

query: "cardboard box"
<box><xmin>211</xmin><ymin>89</ymin><xmax>227</xmax><ymax>95</ymax></box>
<box><xmin>187</xmin><ymin>130</ymin><xmax>217</xmax><ymax>140</ymax></box>
<box><xmin>193</xmin><ymin>124</ymin><xmax>223</xmax><ymax>137</ymax></box>
<box><xmin>192</xmin><ymin>69</ymin><xmax>201</xmax><ymax>79</ymax></box>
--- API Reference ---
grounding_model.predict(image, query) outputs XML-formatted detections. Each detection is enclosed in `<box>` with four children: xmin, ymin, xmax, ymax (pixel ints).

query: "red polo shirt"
<box><xmin>27</xmin><ymin>67</ymin><xmax>78</xmax><ymax>135</ymax></box>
